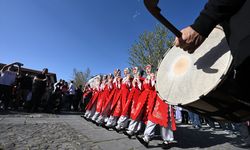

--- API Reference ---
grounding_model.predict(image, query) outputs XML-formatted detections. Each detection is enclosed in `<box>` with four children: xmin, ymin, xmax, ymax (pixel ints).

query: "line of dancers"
<box><xmin>82</xmin><ymin>65</ymin><xmax>177</xmax><ymax>147</ymax></box>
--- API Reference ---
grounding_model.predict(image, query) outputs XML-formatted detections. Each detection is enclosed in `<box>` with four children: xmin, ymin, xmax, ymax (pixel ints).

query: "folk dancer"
<box><xmin>115</xmin><ymin>67</ymin><xmax>143</xmax><ymax>131</ymax></box>
<box><xmin>125</xmin><ymin>65</ymin><xmax>154</xmax><ymax>138</ymax></box>
<box><xmin>106</xmin><ymin>68</ymin><xmax>131</xmax><ymax>129</ymax></box>
<box><xmin>84</xmin><ymin>76</ymin><xmax>101</xmax><ymax>119</ymax></box>
<box><xmin>138</xmin><ymin>73</ymin><xmax>177</xmax><ymax>147</ymax></box>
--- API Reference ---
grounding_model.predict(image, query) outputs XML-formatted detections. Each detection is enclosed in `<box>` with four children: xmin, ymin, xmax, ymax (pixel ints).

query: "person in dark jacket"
<box><xmin>174</xmin><ymin>0</ymin><xmax>250</xmax><ymax>146</ymax></box>
<box><xmin>29</xmin><ymin>68</ymin><xmax>48</xmax><ymax>112</ymax></box>
<box><xmin>175</xmin><ymin>0</ymin><xmax>247</xmax><ymax>55</ymax></box>
<box><xmin>175</xmin><ymin>0</ymin><xmax>250</xmax><ymax>104</ymax></box>
<box><xmin>74</xmin><ymin>85</ymin><xmax>83</xmax><ymax>111</ymax></box>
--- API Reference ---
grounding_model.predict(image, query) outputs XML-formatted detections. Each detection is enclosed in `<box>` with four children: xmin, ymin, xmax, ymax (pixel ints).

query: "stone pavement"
<box><xmin>0</xmin><ymin>111</ymin><xmax>249</xmax><ymax>150</ymax></box>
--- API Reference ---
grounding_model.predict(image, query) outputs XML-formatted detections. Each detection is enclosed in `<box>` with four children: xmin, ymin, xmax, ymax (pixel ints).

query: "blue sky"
<box><xmin>0</xmin><ymin>0</ymin><xmax>206</xmax><ymax>81</ymax></box>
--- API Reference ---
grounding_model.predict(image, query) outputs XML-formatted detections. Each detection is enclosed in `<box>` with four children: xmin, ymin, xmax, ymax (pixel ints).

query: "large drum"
<box><xmin>156</xmin><ymin>27</ymin><xmax>250</xmax><ymax>122</ymax></box>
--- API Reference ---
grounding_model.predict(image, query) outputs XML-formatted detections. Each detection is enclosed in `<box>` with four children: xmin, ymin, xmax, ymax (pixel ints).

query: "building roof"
<box><xmin>0</xmin><ymin>63</ymin><xmax>57</xmax><ymax>83</ymax></box>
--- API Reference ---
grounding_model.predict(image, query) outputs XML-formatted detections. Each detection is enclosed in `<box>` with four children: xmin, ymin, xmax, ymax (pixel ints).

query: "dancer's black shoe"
<box><xmin>123</xmin><ymin>131</ymin><xmax>133</xmax><ymax>139</ymax></box>
<box><xmin>137</xmin><ymin>136</ymin><xmax>149</xmax><ymax>148</ymax></box>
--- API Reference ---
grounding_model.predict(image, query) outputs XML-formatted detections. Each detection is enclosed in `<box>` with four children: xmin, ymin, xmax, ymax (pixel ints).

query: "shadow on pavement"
<box><xmin>171</xmin><ymin>125</ymin><xmax>246</xmax><ymax>149</ymax></box>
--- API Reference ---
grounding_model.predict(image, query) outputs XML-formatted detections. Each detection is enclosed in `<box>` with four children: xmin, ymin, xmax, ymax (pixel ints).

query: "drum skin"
<box><xmin>156</xmin><ymin>27</ymin><xmax>232</xmax><ymax>105</ymax></box>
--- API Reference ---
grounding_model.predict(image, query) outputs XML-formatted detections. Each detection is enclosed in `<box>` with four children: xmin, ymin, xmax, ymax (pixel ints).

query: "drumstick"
<box><xmin>144</xmin><ymin>0</ymin><xmax>182</xmax><ymax>38</ymax></box>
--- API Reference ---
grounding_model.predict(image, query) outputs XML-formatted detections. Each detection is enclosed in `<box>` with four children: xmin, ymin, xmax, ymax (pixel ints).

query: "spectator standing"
<box><xmin>16</xmin><ymin>73</ymin><xmax>33</xmax><ymax>109</ymax></box>
<box><xmin>68</xmin><ymin>80</ymin><xmax>76</xmax><ymax>111</ymax></box>
<box><xmin>61</xmin><ymin>81</ymin><xmax>69</xmax><ymax>110</ymax></box>
<box><xmin>74</xmin><ymin>85</ymin><xmax>83</xmax><ymax>111</ymax></box>
<box><xmin>181</xmin><ymin>108</ymin><xmax>189</xmax><ymax>124</ymax></box>
<box><xmin>188</xmin><ymin>111</ymin><xmax>201</xmax><ymax>129</ymax></box>
<box><xmin>175</xmin><ymin>106</ymin><xmax>182</xmax><ymax>122</ymax></box>
<box><xmin>46</xmin><ymin>79</ymin><xmax>63</xmax><ymax>113</ymax></box>
<box><xmin>0</xmin><ymin>62</ymin><xmax>22</xmax><ymax>110</ymax></box>
<box><xmin>29</xmin><ymin>68</ymin><xmax>48</xmax><ymax>112</ymax></box>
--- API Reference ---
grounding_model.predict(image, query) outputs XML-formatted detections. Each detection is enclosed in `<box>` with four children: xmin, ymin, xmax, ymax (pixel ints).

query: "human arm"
<box><xmin>16</xmin><ymin>63</ymin><xmax>23</xmax><ymax>76</ymax></box>
<box><xmin>34</xmin><ymin>77</ymin><xmax>47</xmax><ymax>81</ymax></box>
<box><xmin>0</xmin><ymin>62</ymin><xmax>23</xmax><ymax>72</ymax></box>
<box><xmin>33</xmin><ymin>74</ymin><xmax>47</xmax><ymax>82</ymax></box>
<box><xmin>175</xmin><ymin>0</ymin><xmax>246</xmax><ymax>53</ymax></box>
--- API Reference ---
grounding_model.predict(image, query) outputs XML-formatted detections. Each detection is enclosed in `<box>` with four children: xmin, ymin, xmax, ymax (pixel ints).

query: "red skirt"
<box><xmin>85</xmin><ymin>91</ymin><xmax>99</xmax><ymax>111</ymax></box>
<box><xmin>95</xmin><ymin>85</ymin><xmax>110</xmax><ymax>113</ymax></box>
<box><xmin>148</xmin><ymin>91</ymin><xmax>176</xmax><ymax>130</ymax></box>
<box><xmin>121</xmin><ymin>87</ymin><xmax>141</xmax><ymax>117</ymax></box>
<box><xmin>130</xmin><ymin>89</ymin><xmax>152</xmax><ymax>121</ymax></box>
<box><xmin>111</xmin><ymin>89</ymin><xmax>122</xmax><ymax>117</ymax></box>
<box><xmin>101</xmin><ymin>87</ymin><xmax>118</xmax><ymax>116</ymax></box>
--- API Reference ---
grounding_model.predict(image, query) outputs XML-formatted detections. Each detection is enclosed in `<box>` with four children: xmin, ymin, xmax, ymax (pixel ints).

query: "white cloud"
<box><xmin>132</xmin><ymin>10</ymin><xmax>141</xmax><ymax>19</ymax></box>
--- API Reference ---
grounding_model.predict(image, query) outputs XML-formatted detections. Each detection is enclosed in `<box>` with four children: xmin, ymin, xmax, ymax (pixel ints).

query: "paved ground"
<box><xmin>0</xmin><ymin>111</ymin><xmax>249</xmax><ymax>150</ymax></box>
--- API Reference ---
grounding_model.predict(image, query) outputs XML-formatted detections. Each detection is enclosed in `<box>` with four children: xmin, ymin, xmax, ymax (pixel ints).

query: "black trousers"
<box><xmin>30</xmin><ymin>87</ymin><xmax>45</xmax><ymax>112</ymax></box>
<box><xmin>0</xmin><ymin>84</ymin><xmax>13</xmax><ymax>110</ymax></box>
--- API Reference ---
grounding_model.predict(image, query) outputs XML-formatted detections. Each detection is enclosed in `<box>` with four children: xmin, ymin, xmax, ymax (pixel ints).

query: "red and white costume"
<box><xmin>126</xmin><ymin>75</ymin><xmax>154</xmax><ymax>135</ymax></box>
<box><xmin>84</xmin><ymin>86</ymin><xmax>100</xmax><ymax>119</ymax></box>
<box><xmin>101</xmin><ymin>76</ymin><xmax>117</xmax><ymax>117</ymax></box>
<box><xmin>92</xmin><ymin>77</ymin><xmax>109</xmax><ymax>121</ymax></box>
<box><xmin>126</xmin><ymin>65</ymin><xmax>155</xmax><ymax>136</ymax></box>
<box><xmin>105</xmin><ymin>76</ymin><xmax>122</xmax><ymax>127</ymax></box>
<box><xmin>96</xmin><ymin>76</ymin><xmax>114</xmax><ymax>124</ymax></box>
<box><xmin>147</xmin><ymin>91</ymin><xmax>176</xmax><ymax>130</ymax></box>
<box><xmin>141</xmin><ymin>73</ymin><xmax>176</xmax><ymax>144</ymax></box>
<box><xmin>84</xmin><ymin>77</ymin><xmax>101</xmax><ymax>119</ymax></box>
<box><xmin>106</xmin><ymin>68</ymin><xmax>131</xmax><ymax>128</ymax></box>
<box><xmin>81</xmin><ymin>85</ymin><xmax>93</xmax><ymax>112</ymax></box>
<box><xmin>116</xmin><ymin>67</ymin><xmax>143</xmax><ymax>130</ymax></box>
<box><xmin>112</xmin><ymin>75</ymin><xmax>131</xmax><ymax>117</ymax></box>
<box><xmin>131</xmin><ymin>75</ymin><xmax>154</xmax><ymax>121</ymax></box>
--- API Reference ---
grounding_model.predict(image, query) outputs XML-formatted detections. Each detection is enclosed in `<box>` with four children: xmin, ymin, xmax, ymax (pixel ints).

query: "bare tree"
<box><xmin>72</xmin><ymin>68</ymin><xmax>91</xmax><ymax>87</ymax></box>
<box><xmin>128</xmin><ymin>24</ymin><xmax>173</xmax><ymax>71</ymax></box>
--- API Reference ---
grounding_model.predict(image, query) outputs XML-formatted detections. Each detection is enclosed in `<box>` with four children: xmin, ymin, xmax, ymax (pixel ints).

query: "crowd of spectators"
<box><xmin>0</xmin><ymin>62</ymin><xmax>83</xmax><ymax>113</ymax></box>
